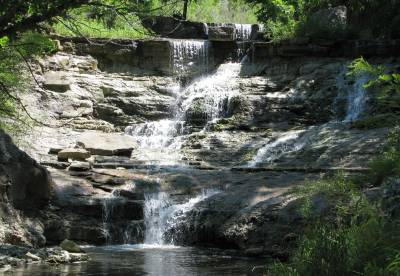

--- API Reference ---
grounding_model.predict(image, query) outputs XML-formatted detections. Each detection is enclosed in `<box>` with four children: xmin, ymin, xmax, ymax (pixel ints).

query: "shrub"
<box><xmin>0</xmin><ymin>32</ymin><xmax>56</xmax><ymax>130</ymax></box>
<box><xmin>368</xmin><ymin>126</ymin><xmax>400</xmax><ymax>186</ymax></box>
<box><xmin>268</xmin><ymin>180</ymin><xmax>400</xmax><ymax>276</ymax></box>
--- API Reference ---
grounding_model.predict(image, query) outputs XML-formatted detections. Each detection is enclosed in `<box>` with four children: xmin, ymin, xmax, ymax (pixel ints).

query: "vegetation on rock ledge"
<box><xmin>268</xmin><ymin>127</ymin><xmax>400</xmax><ymax>275</ymax></box>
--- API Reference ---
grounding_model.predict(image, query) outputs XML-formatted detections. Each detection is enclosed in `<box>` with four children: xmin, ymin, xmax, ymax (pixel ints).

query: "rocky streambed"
<box><xmin>1</xmin><ymin>32</ymin><xmax>399</xmax><ymax>273</ymax></box>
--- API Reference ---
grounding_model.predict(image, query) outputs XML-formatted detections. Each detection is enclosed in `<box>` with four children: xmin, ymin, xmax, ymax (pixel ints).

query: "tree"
<box><xmin>183</xmin><ymin>0</ymin><xmax>189</xmax><ymax>20</ymax></box>
<box><xmin>0</xmin><ymin>0</ymin><xmax>94</xmax><ymax>38</ymax></box>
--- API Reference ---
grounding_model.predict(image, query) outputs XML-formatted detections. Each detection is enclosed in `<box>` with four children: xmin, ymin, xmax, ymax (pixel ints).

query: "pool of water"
<box><xmin>10</xmin><ymin>245</ymin><xmax>266</xmax><ymax>275</ymax></box>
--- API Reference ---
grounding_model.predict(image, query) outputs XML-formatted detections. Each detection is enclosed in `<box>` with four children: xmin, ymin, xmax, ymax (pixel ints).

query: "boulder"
<box><xmin>58</xmin><ymin>148</ymin><xmax>90</xmax><ymax>161</ymax></box>
<box><xmin>60</xmin><ymin>239</ymin><xmax>83</xmax><ymax>253</ymax></box>
<box><xmin>0</xmin><ymin>129</ymin><xmax>51</xmax><ymax>211</ymax></box>
<box><xmin>76</xmin><ymin>132</ymin><xmax>137</xmax><ymax>156</ymax></box>
<box><xmin>43</xmin><ymin>71</ymin><xmax>71</xmax><ymax>92</ymax></box>
<box><xmin>303</xmin><ymin>6</ymin><xmax>347</xmax><ymax>39</ymax></box>
<box><xmin>208</xmin><ymin>26</ymin><xmax>236</xmax><ymax>41</ymax></box>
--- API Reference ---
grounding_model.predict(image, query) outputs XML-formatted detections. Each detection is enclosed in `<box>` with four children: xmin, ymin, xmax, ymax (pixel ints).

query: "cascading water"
<box><xmin>102</xmin><ymin>189</ymin><xmax>121</xmax><ymax>244</ymax></box>
<box><xmin>344</xmin><ymin>75</ymin><xmax>369</xmax><ymax>122</ymax></box>
<box><xmin>171</xmin><ymin>40</ymin><xmax>210</xmax><ymax>75</ymax></box>
<box><xmin>235</xmin><ymin>24</ymin><xmax>253</xmax><ymax>41</ymax></box>
<box><xmin>126</xmin><ymin>61</ymin><xmax>243</xmax><ymax>165</ymax></box>
<box><xmin>246</xmin><ymin>66</ymin><xmax>371</xmax><ymax>167</ymax></box>
<box><xmin>247</xmin><ymin>130</ymin><xmax>307</xmax><ymax>167</ymax></box>
<box><xmin>143</xmin><ymin>189</ymin><xmax>219</xmax><ymax>246</ymax></box>
<box><xmin>179</xmin><ymin>62</ymin><xmax>241</xmax><ymax>121</ymax></box>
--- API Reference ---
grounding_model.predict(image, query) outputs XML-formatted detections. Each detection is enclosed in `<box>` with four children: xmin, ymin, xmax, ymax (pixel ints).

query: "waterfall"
<box><xmin>143</xmin><ymin>189</ymin><xmax>219</xmax><ymax>246</ymax></box>
<box><xmin>344</xmin><ymin>75</ymin><xmax>369</xmax><ymax>122</ymax></box>
<box><xmin>247</xmin><ymin>130</ymin><xmax>307</xmax><ymax>167</ymax></box>
<box><xmin>179</xmin><ymin>62</ymin><xmax>241</xmax><ymax>121</ymax></box>
<box><xmin>235</xmin><ymin>24</ymin><xmax>253</xmax><ymax>41</ymax></box>
<box><xmin>126</xmin><ymin>62</ymin><xmax>243</xmax><ymax>165</ymax></box>
<box><xmin>102</xmin><ymin>189</ymin><xmax>121</xmax><ymax>244</ymax></box>
<box><xmin>171</xmin><ymin>40</ymin><xmax>210</xmax><ymax>75</ymax></box>
<box><xmin>127</xmin><ymin>120</ymin><xmax>186</xmax><ymax>165</ymax></box>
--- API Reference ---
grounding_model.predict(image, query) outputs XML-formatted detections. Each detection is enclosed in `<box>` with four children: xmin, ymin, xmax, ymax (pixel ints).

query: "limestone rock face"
<box><xmin>0</xmin><ymin>130</ymin><xmax>51</xmax><ymax>247</ymax></box>
<box><xmin>76</xmin><ymin>131</ymin><xmax>137</xmax><ymax>156</ymax></box>
<box><xmin>0</xmin><ymin>129</ymin><xmax>51</xmax><ymax>211</ymax></box>
<box><xmin>43</xmin><ymin>71</ymin><xmax>71</xmax><ymax>92</ymax></box>
<box><xmin>41</xmin><ymin>168</ymin><xmax>144</xmax><ymax>245</ymax></box>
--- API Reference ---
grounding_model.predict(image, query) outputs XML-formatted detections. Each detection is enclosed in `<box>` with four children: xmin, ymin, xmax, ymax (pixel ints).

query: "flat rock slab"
<box><xmin>76</xmin><ymin>132</ymin><xmax>137</xmax><ymax>156</ymax></box>
<box><xmin>43</xmin><ymin>71</ymin><xmax>70</xmax><ymax>92</ymax></box>
<box><xmin>58</xmin><ymin>148</ymin><xmax>90</xmax><ymax>161</ymax></box>
<box><xmin>68</xmin><ymin>161</ymin><xmax>91</xmax><ymax>172</ymax></box>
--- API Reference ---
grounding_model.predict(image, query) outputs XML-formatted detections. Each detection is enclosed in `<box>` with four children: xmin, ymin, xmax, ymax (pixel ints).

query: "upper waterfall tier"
<box><xmin>141</xmin><ymin>16</ymin><xmax>263</xmax><ymax>41</ymax></box>
<box><xmin>171</xmin><ymin>40</ymin><xmax>211</xmax><ymax>75</ymax></box>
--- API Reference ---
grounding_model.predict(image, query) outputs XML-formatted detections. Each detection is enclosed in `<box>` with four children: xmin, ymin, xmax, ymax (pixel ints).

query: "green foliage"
<box><xmin>265</xmin><ymin>19</ymin><xmax>298</xmax><ymax>41</ymax></box>
<box><xmin>368</xmin><ymin>127</ymin><xmax>400</xmax><ymax>186</ymax></box>
<box><xmin>269</xmin><ymin>178</ymin><xmax>400</xmax><ymax>275</ymax></box>
<box><xmin>0</xmin><ymin>32</ymin><xmax>55</xmax><ymax>129</ymax></box>
<box><xmin>0</xmin><ymin>0</ymin><xmax>92</xmax><ymax>37</ymax></box>
<box><xmin>245</xmin><ymin>0</ymin><xmax>400</xmax><ymax>40</ymax></box>
<box><xmin>293</xmin><ymin>173</ymin><xmax>358</xmax><ymax>218</ymax></box>
<box><xmin>348</xmin><ymin>58</ymin><xmax>400</xmax><ymax>129</ymax></box>
<box><xmin>347</xmin><ymin>57</ymin><xmax>386</xmax><ymax>79</ymax></box>
<box><xmin>268</xmin><ymin>128</ymin><xmax>400</xmax><ymax>275</ymax></box>
<box><xmin>187</xmin><ymin>0</ymin><xmax>258</xmax><ymax>24</ymax></box>
<box><xmin>54</xmin><ymin>8</ymin><xmax>149</xmax><ymax>39</ymax></box>
<box><xmin>53</xmin><ymin>0</ymin><xmax>259</xmax><ymax>39</ymax></box>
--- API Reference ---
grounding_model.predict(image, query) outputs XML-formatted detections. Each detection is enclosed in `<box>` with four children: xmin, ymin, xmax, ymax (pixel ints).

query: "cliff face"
<box><xmin>0</xmin><ymin>129</ymin><xmax>51</xmax><ymax>247</ymax></box>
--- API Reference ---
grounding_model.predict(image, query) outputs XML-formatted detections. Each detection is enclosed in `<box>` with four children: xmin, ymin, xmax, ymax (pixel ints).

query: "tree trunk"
<box><xmin>183</xmin><ymin>0</ymin><xmax>189</xmax><ymax>20</ymax></box>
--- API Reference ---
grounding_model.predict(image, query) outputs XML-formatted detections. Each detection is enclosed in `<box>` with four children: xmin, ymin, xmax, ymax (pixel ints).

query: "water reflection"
<box><xmin>10</xmin><ymin>245</ymin><xmax>265</xmax><ymax>276</ymax></box>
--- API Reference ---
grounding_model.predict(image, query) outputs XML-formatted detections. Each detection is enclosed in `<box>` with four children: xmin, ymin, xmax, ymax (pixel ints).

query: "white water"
<box><xmin>179</xmin><ymin>62</ymin><xmax>241</xmax><ymax>121</ymax></box>
<box><xmin>126</xmin><ymin>62</ymin><xmax>242</xmax><ymax>165</ymax></box>
<box><xmin>235</xmin><ymin>24</ymin><xmax>253</xmax><ymax>41</ymax></box>
<box><xmin>247</xmin><ymin>130</ymin><xmax>306</xmax><ymax>167</ymax></box>
<box><xmin>102</xmin><ymin>189</ymin><xmax>121</xmax><ymax>244</ymax></box>
<box><xmin>344</xmin><ymin>75</ymin><xmax>369</xmax><ymax>122</ymax></box>
<box><xmin>171</xmin><ymin>40</ymin><xmax>210</xmax><ymax>75</ymax></box>
<box><xmin>247</xmin><ymin>66</ymin><xmax>371</xmax><ymax>167</ymax></box>
<box><xmin>206</xmin><ymin>23</ymin><xmax>255</xmax><ymax>41</ymax></box>
<box><xmin>143</xmin><ymin>189</ymin><xmax>219</xmax><ymax>246</ymax></box>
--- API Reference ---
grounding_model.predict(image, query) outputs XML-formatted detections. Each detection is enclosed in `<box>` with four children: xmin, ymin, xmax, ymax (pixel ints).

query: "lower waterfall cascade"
<box><xmin>143</xmin><ymin>189</ymin><xmax>219</xmax><ymax>246</ymax></box>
